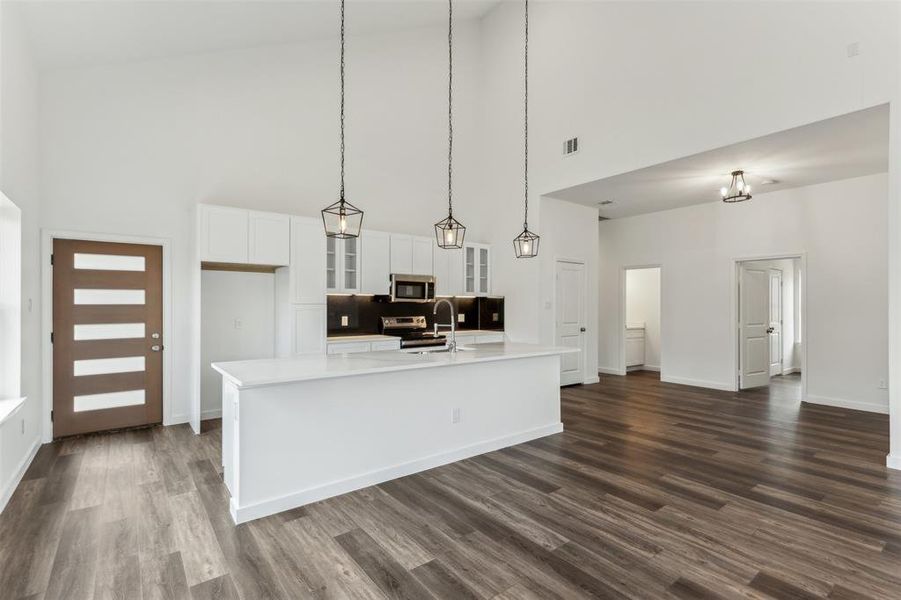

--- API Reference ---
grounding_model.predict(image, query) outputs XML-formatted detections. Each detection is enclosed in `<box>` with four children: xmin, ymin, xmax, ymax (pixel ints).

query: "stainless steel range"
<box><xmin>380</xmin><ymin>316</ymin><xmax>446</xmax><ymax>349</ymax></box>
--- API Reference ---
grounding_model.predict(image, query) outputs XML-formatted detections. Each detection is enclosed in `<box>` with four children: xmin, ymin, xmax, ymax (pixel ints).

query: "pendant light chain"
<box><xmin>447</xmin><ymin>0</ymin><xmax>453</xmax><ymax>217</ymax></box>
<box><xmin>339</xmin><ymin>0</ymin><xmax>346</xmax><ymax>201</ymax></box>
<box><xmin>523</xmin><ymin>0</ymin><xmax>528</xmax><ymax>229</ymax></box>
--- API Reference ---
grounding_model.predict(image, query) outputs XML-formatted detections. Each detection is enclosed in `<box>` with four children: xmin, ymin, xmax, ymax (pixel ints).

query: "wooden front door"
<box><xmin>52</xmin><ymin>239</ymin><xmax>163</xmax><ymax>437</ymax></box>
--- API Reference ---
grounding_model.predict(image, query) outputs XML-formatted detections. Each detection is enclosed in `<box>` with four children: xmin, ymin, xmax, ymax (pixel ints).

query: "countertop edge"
<box><xmin>213</xmin><ymin>345</ymin><xmax>576</xmax><ymax>390</ymax></box>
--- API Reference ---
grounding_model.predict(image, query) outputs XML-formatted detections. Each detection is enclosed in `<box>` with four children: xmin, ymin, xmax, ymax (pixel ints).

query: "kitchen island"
<box><xmin>212</xmin><ymin>342</ymin><xmax>578</xmax><ymax>523</ymax></box>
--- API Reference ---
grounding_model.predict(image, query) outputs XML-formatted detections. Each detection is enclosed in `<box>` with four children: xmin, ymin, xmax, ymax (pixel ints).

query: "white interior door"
<box><xmin>556</xmin><ymin>260</ymin><xmax>586</xmax><ymax>386</ymax></box>
<box><xmin>739</xmin><ymin>263</ymin><xmax>770</xmax><ymax>389</ymax></box>
<box><xmin>768</xmin><ymin>269</ymin><xmax>783</xmax><ymax>376</ymax></box>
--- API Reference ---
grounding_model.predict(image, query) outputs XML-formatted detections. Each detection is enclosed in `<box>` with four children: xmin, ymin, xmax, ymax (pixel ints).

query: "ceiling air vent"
<box><xmin>563</xmin><ymin>137</ymin><xmax>579</xmax><ymax>156</ymax></box>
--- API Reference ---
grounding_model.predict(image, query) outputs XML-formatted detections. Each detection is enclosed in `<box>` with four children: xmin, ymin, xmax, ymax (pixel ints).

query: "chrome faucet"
<box><xmin>433</xmin><ymin>298</ymin><xmax>457</xmax><ymax>353</ymax></box>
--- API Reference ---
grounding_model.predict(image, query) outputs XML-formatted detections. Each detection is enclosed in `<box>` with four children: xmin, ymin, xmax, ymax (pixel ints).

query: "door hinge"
<box><xmin>50</xmin><ymin>253</ymin><xmax>54</xmax><ymax>266</ymax></box>
<box><xmin>50</xmin><ymin>410</ymin><xmax>54</xmax><ymax>422</ymax></box>
<box><xmin>50</xmin><ymin>332</ymin><xmax>54</xmax><ymax>344</ymax></box>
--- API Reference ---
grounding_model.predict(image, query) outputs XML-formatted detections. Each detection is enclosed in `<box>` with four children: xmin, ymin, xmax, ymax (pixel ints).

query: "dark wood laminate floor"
<box><xmin>2</xmin><ymin>371</ymin><xmax>900</xmax><ymax>599</ymax></box>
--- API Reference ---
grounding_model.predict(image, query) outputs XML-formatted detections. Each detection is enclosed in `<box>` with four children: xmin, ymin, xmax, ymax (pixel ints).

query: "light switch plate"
<box><xmin>341</xmin><ymin>315</ymin><xmax>349</xmax><ymax>327</ymax></box>
<box><xmin>457</xmin><ymin>313</ymin><xmax>465</xmax><ymax>323</ymax></box>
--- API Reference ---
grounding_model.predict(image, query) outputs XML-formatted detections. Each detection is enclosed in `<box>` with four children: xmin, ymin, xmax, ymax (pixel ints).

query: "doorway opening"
<box><xmin>623</xmin><ymin>266</ymin><xmax>661</xmax><ymax>376</ymax></box>
<box><xmin>736</xmin><ymin>256</ymin><xmax>804</xmax><ymax>397</ymax></box>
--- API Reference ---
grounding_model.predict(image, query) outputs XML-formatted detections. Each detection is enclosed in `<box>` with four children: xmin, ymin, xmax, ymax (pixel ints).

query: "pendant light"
<box><xmin>434</xmin><ymin>0</ymin><xmax>466</xmax><ymax>249</ymax></box>
<box><xmin>720</xmin><ymin>170</ymin><xmax>752</xmax><ymax>203</ymax></box>
<box><xmin>513</xmin><ymin>0</ymin><xmax>539</xmax><ymax>258</ymax></box>
<box><xmin>322</xmin><ymin>0</ymin><xmax>363</xmax><ymax>239</ymax></box>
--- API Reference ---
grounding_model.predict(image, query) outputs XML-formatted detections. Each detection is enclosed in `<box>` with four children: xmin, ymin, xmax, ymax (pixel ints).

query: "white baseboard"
<box><xmin>660</xmin><ymin>375</ymin><xmax>735</xmax><ymax>392</ymax></box>
<box><xmin>0</xmin><ymin>437</ymin><xmax>41</xmax><ymax>514</ymax></box>
<box><xmin>230</xmin><ymin>422</ymin><xmax>564</xmax><ymax>524</ymax></box>
<box><xmin>803</xmin><ymin>394</ymin><xmax>888</xmax><ymax>415</ymax></box>
<box><xmin>201</xmin><ymin>408</ymin><xmax>222</xmax><ymax>421</ymax></box>
<box><xmin>641</xmin><ymin>365</ymin><xmax>661</xmax><ymax>372</ymax></box>
<box><xmin>582</xmin><ymin>375</ymin><xmax>600</xmax><ymax>385</ymax></box>
<box><xmin>598</xmin><ymin>366</ymin><xmax>626</xmax><ymax>376</ymax></box>
<box><xmin>781</xmin><ymin>367</ymin><xmax>801</xmax><ymax>375</ymax></box>
<box><xmin>164</xmin><ymin>413</ymin><xmax>190</xmax><ymax>426</ymax></box>
<box><xmin>887</xmin><ymin>454</ymin><xmax>901</xmax><ymax>471</ymax></box>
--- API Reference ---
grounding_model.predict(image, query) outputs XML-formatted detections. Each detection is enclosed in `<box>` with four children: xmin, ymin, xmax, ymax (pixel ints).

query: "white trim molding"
<box><xmin>661</xmin><ymin>375</ymin><xmax>735</xmax><ymax>392</ymax></box>
<box><xmin>887</xmin><ymin>454</ymin><xmax>901</xmax><ymax>471</ymax></box>
<box><xmin>0</xmin><ymin>437</ymin><xmax>41</xmax><ymax>513</ymax></box>
<box><xmin>803</xmin><ymin>394</ymin><xmax>889</xmax><ymax>415</ymax></box>
<box><xmin>598</xmin><ymin>366</ymin><xmax>626</xmax><ymax>376</ymax></box>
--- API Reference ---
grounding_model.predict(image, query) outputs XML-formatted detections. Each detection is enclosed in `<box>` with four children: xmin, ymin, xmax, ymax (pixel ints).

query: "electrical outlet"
<box><xmin>847</xmin><ymin>42</ymin><xmax>860</xmax><ymax>58</ymax></box>
<box><xmin>452</xmin><ymin>407</ymin><xmax>461</xmax><ymax>424</ymax></box>
<box><xmin>879</xmin><ymin>379</ymin><xmax>888</xmax><ymax>390</ymax></box>
<box><xmin>341</xmin><ymin>315</ymin><xmax>349</xmax><ymax>327</ymax></box>
<box><xmin>457</xmin><ymin>313</ymin><xmax>465</xmax><ymax>323</ymax></box>
<box><xmin>492</xmin><ymin>312</ymin><xmax>499</xmax><ymax>322</ymax></box>
<box><xmin>234</xmin><ymin>318</ymin><xmax>242</xmax><ymax>330</ymax></box>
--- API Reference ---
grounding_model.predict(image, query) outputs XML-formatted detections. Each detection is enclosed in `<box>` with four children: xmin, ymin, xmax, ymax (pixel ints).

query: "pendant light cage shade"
<box><xmin>721</xmin><ymin>170</ymin><xmax>752</xmax><ymax>203</ymax></box>
<box><xmin>435</xmin><ymin>213</ymin><xmax>466</xmax><ymax>249</ymax></box>
<box><xmin>513</xmin><ymin>227</ymin><xmax>539</xmax><ymax>259</ymax></box>
<box><xmin>322</xmin><ymin>199</ymin><xmax>364</xmax><ymax>239</ymax></box>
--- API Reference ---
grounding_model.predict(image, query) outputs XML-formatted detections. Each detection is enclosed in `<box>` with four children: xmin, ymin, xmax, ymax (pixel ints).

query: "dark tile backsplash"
<box><xmin>327</xmin><ymin>296</ymin><xmax>504</xmax><ymax>336</ymax></box>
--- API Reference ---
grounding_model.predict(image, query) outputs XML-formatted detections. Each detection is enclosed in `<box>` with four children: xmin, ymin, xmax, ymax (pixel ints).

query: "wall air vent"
<box><xmin>563</xmin><ymin>137</ymin><xmax>579</xmax><ymax>156</ymax></box>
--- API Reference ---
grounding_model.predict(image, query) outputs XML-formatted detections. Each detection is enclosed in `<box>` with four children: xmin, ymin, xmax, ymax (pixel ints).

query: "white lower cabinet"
<box><xmin>327</xmin><ymin>339</ymin><xmax>401</xmax><ymax>354</ymax></box>
<box><xmin>452</xmin><ymin>332</ymin><xmax>504</xmax><ymax>346</ymax></box>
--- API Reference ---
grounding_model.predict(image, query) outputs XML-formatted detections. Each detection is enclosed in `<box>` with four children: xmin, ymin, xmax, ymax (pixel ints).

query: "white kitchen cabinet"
<box><xmin>290</xmin><ymin>217</ymin><xmax>327</xmax><ymax>304</ymax></box>
<box><xmin>326</xmin><ymin>237</ymin><xmax>361</xmax><ymax>293</ymax></box>
<box><xmin>433</xmin><ymin>244</ymin><xmax>463</xmax><ymax>296</ymax></box>
<box><xmin>389</xmin><ymin>235</ymin><xmax>413</xmax><ymax>274</ymax></box>
<box><xmin>463</xmin><ymin>243</ymin><xmax>491</xmax><ymax>295</ymax></box>
<box><xmin>200</xmin><ymin>205</ymin><xmax>249</xmax><ymax>263</ymax></box>
<box><xmin>361</xmin><ymin>230</ymin><xmax>391</xmax><ymax>295</ymax></box>
<box><xmin>248</xmin><ymin>211</ymin><xmax>290</xmax><ymax>266</ymax></box>
<box><xmin>327</xmin><ymin>339</ymin><xmax>401</xmax><ymax>354</ymax></box>
<box><xmin>412</xmin><ymin>236</ymin><xmax>434</xmax><ymax>275</ymax></box>
<box><xmin>291</xmin><ymin>305</ymin><xmax>327</xmax><ymax>355</ymax></box>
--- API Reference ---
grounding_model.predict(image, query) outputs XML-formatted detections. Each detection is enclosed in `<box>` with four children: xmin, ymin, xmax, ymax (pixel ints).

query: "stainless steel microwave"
<box><xmin>389</xmin><ymin>274</ymin><xmax>436</xmax><ymax>303</ymax></box>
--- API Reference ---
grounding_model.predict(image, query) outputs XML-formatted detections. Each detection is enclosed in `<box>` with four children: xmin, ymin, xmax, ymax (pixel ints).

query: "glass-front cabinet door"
<box><xmin>326</xmin><ymin>237</ymin><xmax>337</xmax><ymax>290</ymax></box>
<box><xmin>464</xmin><ymin>246</ymin><xmax>476</xmax><ymax>294</ymax></box>
<box><xmin>343</xmin><ymin>237</ymin><xmax>360</xmax><ymax>292</ymax></box>
<box><xmin>479</xmin><ymin>246</ymin><xmax>489</xmax><ymax>295</ymax></box>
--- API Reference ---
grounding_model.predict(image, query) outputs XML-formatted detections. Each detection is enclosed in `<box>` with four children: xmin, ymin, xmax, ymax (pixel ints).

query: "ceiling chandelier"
<box><xmin>434</xmin><ymin>0</ymin><xmax>466</xmax><ymax>249</ymax></box>
<box><xmin>513</xmin><ymin>0</ymin><xmax>539</xmax><ymax>258</ymax></box>
<box><xmin>322</xmin><ymin>0</ymin><xmax>363</xmax><ymax>239</ymax></box>
<box><xmin>720</xmin><ymin>170</ymin><xmax>752</xmax><ymax>203</ymax></box>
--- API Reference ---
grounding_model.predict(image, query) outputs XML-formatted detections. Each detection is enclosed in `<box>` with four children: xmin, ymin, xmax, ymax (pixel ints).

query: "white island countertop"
<box><xmin>212</xmin><ymin>342</ymin><xmax>577</xmax><ymax>389</ymax></box>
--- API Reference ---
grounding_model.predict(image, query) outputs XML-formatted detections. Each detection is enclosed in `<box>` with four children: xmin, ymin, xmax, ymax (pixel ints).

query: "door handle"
<box><xmin>766</xmin><ymin>327</ymin><xmax>775</xmax><ymax>334</ymax></box>
<box><xmin>151</xmin><ymin>345</ymin><xmax>162</xmax><ymax>352</ymax></box>
<box><xmin>580</xmin><ymin>327</ymin><xmax>586</xmax><ymax>332</ymax></box>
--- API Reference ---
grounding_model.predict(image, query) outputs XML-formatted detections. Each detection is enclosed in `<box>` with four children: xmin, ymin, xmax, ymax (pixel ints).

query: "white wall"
<box><xmin>0</xmin><ymin>2</ymin><xmax>42</xmax><ymax>508</ymax></box>
<box><xmin>40</xmin><ymin>22</ymin><xmax>484</xmax><ymax>424</ymax></box>
<box><xmin>476</xmin><ymin>0</ymin><xmax>897</xmax><ymax>381</ymax></box>
<box><xmin>625</xmin><ymin>268</ymin><xmax>660</xmax><ymax>370</ymax></box>
<box><xmin>599</xmin><ymin>173</ymin><xmax>888</xmax><ymax>412</ymax></box>
<box><xmin>200</xmin><ymin>270</ymin><xmax>275</xmax><ymax>419</ymax></box>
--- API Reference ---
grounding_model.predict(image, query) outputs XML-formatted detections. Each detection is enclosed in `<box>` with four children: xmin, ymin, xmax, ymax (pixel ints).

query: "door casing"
<box><xmin>42</xmin><ymin>229</ymin><xmax>174</xmax><ymax>443</ymax></box>
<box><xmin>731</xmin><ymin>253</ymin><xmax>807</xmax><ymax>398</ymax></box>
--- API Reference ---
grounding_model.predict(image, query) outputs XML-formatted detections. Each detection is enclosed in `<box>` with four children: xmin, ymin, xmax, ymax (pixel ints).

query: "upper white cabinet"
<box><xmin>290</xmin><ymin>217</ymin><xmax>327</xmax><ymax>304</ymax></box>
<box><xmin>433</xmin><ymin>244</ymin><xmax>463</xmax><ymax>296</ymax></box>
<box><xmin>248</xmin><ymin>211</ymin><xmax>290</xmax><ymax>266</ymax></box>
<box><xmin>361</xmin><ymin>230</ymin><xmax>391</xmax><ymax>295</ymax></box>
<box><xmin>412</xmin><ymin>237</ymin><xmax>434</xmax><ymax>275</ymax></box>
<box><xmin>389</xmin><ymin>234</ymin><xmax>433</xmax><ymax>275</ymax></box>
<box><xmin>199</xmin><ymin>204</ymin><xmax>289</xmax><ymax>267</ymax></box>
<box><xmin>327</xmin><ymin>237</ymin><xmax>361</xmax><ymax>293</ymax></box>
<box><xmin>200</xmin><ymin>205</ymin><xmax>249</xmax><ymax>263</ymax></box>
<box><xmin>464</xmin><ymin>243</ymin><xmax>491</xmax><ymax>295</ymax></box>
<box><xmin>389</xmin><ymin>235</ymin><xmax>413</xmax><ymax>274</ymax></box>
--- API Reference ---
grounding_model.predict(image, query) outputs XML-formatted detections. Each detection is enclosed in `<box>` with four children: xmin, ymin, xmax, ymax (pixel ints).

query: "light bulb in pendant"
<box><xmin>339</xmin><ymin>213</ymin><xmax>347</xmax><ymax>234</ymax></box>
<box><xmin>522</xmin><ymin>240</ymin><xmax>530</xmax><ymax>254</ymax></box>
<box><xmin>445</xmin><ymin>229</ymin><xmax>455</xmax><ymax>245</ymax></box>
